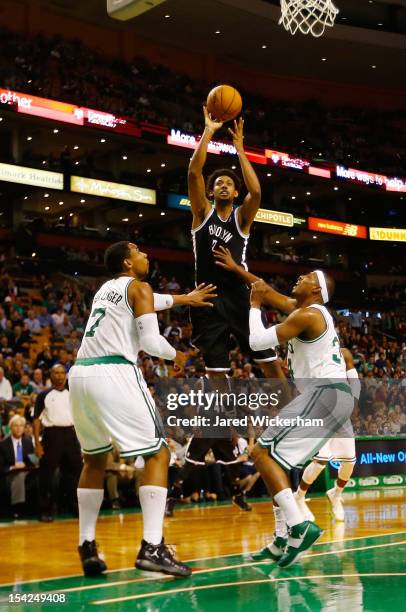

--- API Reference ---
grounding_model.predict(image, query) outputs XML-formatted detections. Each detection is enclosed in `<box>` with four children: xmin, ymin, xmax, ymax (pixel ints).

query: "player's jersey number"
<box><xmin>332</xmin><ymin>336</ymin><xmax>342</xmax><ymax>364</ymax></box>
<box><xmin>85</xmin><ymin>307</ymin><xmax>106</xmax><ymax>337</ymax></box>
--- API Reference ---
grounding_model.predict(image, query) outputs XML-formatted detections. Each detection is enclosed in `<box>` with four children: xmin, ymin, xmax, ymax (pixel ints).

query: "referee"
<box><xmin>33</xmin><ymin>364</ymin><xmax>82</xmax><ymax>521</ymax></box>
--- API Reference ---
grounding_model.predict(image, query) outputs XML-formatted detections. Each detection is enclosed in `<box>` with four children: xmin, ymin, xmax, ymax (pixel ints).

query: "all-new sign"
<box><xmin>71</xmin><ymin>177</ymin><xmax>156</xmax><ymax>204</ymax></box>
<box><xmin>0</xmin><ymin>163</ymin><xmax>63</xmax><ymax>189</ymax></box>
<box><xmin>369</xmin><ymin>227</ymin><xmax>406</xmax><ymax>242</ymax></box>
<box><xmin>308</xmin><ymin>216</ymin><xmax>367</xmax><ymax>239</ymax></box>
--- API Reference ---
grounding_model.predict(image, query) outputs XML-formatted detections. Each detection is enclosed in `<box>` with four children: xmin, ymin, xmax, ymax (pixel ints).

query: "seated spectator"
<box><xmin>54</xmin><ymin>314</ymin><xmax>73</xmax><ymax>339</ymax></box>
<box><xmin>24</xmin><ymin>310</ymin><xmax>41</xmax><ymax>335</ymax></box>
<box><xmin>0</xmin><ymin>367</ymin><xmax>12</xmax><ymax>401</ymax></box>
<box><xmin>13</xmin><ymin>373</ymin><xmax>34</xmax><ymax>398</ymax></box>
<box><xmin>38</xmin><ymin>306</ymin><xmax>53</xmax><ymax>328</ymax></box>
<box><xmin>0</xmin><ymin>415</ymin><xmax>38</xmax><ymax>519</ymax></box>
<box><xmin>35</xmin><ymin>344</ymin><xmax>56</xmax><ymax>370</ymax></box>
<box><xmin>31</xmin><ymin>368</ymin><xmax>48</xmax><ymax>394</ymax></box>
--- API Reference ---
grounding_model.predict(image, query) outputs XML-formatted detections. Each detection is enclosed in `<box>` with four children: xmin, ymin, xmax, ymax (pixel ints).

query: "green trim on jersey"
<box><xmin>120</xmin><ymin>438</ymin><xmax>168</xmax><ymax>458</ymax></box>
<box><xmin>75</xmin><ymin>356</ymin><xmax>134</xmax><ymax>366</ymax></box>
<box><xmin>124</xmin><ymin>278</ymin><xmax>135</xmax><ymax>316</ymax></box>
<box><xmin>82</xmin><ymin>442</ymin><xmax>114</xmax><ymax>455</ymax></box>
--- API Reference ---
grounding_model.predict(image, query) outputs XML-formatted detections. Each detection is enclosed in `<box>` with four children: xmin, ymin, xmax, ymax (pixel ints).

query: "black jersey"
<box><xmin>192</xmin><ymin>207</ymin><xmax>249</xmax><ymax>295</ymax></box>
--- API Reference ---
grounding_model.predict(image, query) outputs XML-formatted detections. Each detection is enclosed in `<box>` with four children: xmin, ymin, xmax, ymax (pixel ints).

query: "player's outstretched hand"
<box><xmin>203</xmin><ymin>105</ymin><xmax>223</xmax><ymax>134</ymax></box>
<box><xmin>228</xmin><ymin>117</ymin><xmax>244</xmax><ymax>152</ymax></box>
<box><xmin>186</xmin><ymin>283</ymin><xmax>218</xmax><ymax>307</ymax></box>
<box><xmin>213</xmin><ymin>246</ymin><xmax>238</xmax><ymax>272</ymax></box>
<box><xmin>250</xmin><ymin>280</ymin><xmax>269</xmax><ymax>308</ymax></box>
<box><xmin>174</xmin><ymin>350</ymin><xmax>188</xmax><ymax>373</ymax></box>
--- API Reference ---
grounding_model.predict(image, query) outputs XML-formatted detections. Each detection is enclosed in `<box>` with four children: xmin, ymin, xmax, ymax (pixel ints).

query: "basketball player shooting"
<box><xmin>166</xmin><ymin>107</ymin><xmax>284</xmax><ymax>516</ymax></box>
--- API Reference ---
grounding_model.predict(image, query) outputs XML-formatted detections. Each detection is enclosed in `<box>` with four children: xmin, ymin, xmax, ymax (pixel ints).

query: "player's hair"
<box><xmin>104</xmin><ymin>241</ymin><xmax>131</xmax><ymax>275</ymax></box>
<box><xmin>206</xmin><ymin>168</ymin><xmax>242</xmax><ymax>196</ymax></box>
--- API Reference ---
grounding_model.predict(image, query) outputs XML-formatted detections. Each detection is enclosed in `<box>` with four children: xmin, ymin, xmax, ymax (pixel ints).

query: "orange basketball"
<box><xmin>206</xmin><ymin>85</ymin><xmax>242</xmax><ymax>122</ymax></box>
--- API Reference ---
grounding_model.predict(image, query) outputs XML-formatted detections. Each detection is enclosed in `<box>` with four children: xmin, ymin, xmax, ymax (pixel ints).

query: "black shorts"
<box><xmin>185</xmin><ymin>437</ymin><xmax>239</xmax><ymax>466</ymax></box>
<box><xmin>190</xmin><ymin>295</ymin><xmax>276</xmax><ymax>370</ymax></box>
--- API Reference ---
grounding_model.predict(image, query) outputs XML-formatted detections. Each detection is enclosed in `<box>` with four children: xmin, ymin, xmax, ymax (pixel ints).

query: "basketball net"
<box><xmin>279</xmin><ymin>0</ymin><xmax>339</xmax><ymax>37</ymax></box>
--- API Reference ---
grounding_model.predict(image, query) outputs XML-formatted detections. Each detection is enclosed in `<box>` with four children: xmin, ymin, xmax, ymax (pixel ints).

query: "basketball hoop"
<box><xmin>279</xmin><ymin>0</ymin><xmax>339</xmax><ymax>37</ymax></box>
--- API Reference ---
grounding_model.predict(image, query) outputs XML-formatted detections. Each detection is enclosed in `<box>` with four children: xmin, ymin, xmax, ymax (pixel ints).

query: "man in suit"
<box><xmin>0</xmin><ymin>414</ymin><xmax>38</xmax><ymax>518</ymax></box>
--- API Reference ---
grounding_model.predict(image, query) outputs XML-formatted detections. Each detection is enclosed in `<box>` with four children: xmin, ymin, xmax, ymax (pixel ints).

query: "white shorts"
<box><xmin>69</xmin><ymin>362</ymin><xmax>166</xmax><ymax>457</ymax></box>
<box><xmin>258</xmin><ymin>383</ymin><xmax>354</xmax><ymax>471</ymax></box>
<box><xmin>314</xmin><ymin>433</ymin><xmax>356</xmax><ymax>463</ymax></box>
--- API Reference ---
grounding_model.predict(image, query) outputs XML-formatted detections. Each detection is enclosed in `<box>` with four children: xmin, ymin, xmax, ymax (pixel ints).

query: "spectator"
<box><xmin>0</xmin><ymin>415</ymin><xmax>38</xmax><ymax>519</ymax></box>
<box><xmin>13</xmin><ymin>373</ymin><xmax>34</xmax><ymax>397</ymax></box>
<box><xmin>24</xmin><ymin>310</ymin><xmax>41</xmax><ymax>335</ymax></box>
<box><xmin>0</xmin><ymin>367</ymin><xmax>12</xmax><ymax>401</ymax></box>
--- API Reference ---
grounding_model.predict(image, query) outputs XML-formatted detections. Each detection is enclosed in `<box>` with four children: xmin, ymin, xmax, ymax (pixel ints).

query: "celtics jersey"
<box><xmin>77</xmin><ymin>276</ymin><xmax>139</xmax><ymax>363</ymax></box>
<box><xmin>287</xmin><ymin>304</ymin><xmax>346</xmax><ymax>386</ymax></box>
<box><xmin>192</xmin><ymin>207</ymin><xmax>249</xmax><ymax>295</ymax></box>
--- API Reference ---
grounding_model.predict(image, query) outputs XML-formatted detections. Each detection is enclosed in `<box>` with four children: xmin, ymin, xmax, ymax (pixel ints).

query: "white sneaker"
<box><xmin>326</xmin><ymin>488</ymin><xmax>345</xmax><ymax>521</ymax></box>
<box><xmin>294</xmin><ymin>491</ymin><xmax>315</xmax><ymax>522</ymax></box>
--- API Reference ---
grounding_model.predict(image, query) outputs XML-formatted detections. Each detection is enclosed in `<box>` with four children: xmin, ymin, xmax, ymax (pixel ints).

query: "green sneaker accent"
<box><xmin>251</xmin><ymin>536</ymin><xmax>287</xmax><ymax>562</ymax></box>
<box><xmin>277</xmin><ymin>521</ymin><xmax>323</xmax><ymax>568</ymax></box>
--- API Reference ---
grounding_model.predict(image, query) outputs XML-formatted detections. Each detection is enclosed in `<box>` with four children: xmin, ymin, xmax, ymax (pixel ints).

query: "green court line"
<box><xmin>1</xmin><ymin>530</ymin><xmax>405</xmax><ymax>591</ymax></box>
<box><xmin>92</xmin><ymin>573</ymin><xmax>406</xmax><ymax>606</ymax></box>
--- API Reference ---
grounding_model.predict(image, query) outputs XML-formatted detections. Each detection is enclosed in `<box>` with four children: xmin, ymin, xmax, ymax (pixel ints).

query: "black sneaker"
<box><xmin>165</xmin><ymin>497</ymin><xmax>176</xmax><ymax>517</ymax></box>
<box><xmin>135</xmin><ymin>539</ymin><xmax>191</xmax><ymax>577</ymax></box>
<box><xmin>78</xmin><ymin>540</ymin><xmax>107</xmax><ymax>577</ymax></box>
<box><xmin>233</xmin><ymin>493</ymin><xmax>252</xmax><ymax>512</ymax></box>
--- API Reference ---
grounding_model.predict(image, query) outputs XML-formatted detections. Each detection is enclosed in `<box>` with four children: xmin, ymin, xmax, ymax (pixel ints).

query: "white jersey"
<box><xmin>77</xmin><ymin>276</ymin><xmax>140</xmax><ymax>363</ymax></box>
<box><xmin>287</xmin><ymin>304</ymin><xmax>346</xmax><ymax>387</ymax></box>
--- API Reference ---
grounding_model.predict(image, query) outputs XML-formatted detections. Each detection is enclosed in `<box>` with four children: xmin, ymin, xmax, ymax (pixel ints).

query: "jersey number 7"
<box><xmin>85</xmin><ymin>308</ymin><xmax>106</xmax><ymax>337</ymax></box>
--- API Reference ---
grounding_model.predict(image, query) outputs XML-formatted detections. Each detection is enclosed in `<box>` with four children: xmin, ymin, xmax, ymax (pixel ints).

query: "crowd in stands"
<box><xmin>0</xmin><ymin>26</ymin><xmax>404</xmax><ymax>176</ymax></box>
<box><xmin>0</xmin><ymin>255</ymin><xmax>404</xmax><ymax>518</ymax></box>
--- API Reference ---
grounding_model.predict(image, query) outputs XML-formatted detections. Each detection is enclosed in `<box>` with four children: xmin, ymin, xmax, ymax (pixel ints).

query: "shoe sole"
<box><xmin>135</xmin><ymin>559</ymin><xmax>191</xmax><ymax>577</ymax></box>
<box><xmin>277</xmin><ymin>529</ymin><xmax>324</xmax><ymax>568</ymax></box>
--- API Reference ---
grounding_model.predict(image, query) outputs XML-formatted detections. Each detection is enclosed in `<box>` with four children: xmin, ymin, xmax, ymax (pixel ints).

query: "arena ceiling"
<box><xmin>40</xmin><ymin>0</ymin><xmax>406</xmax><ymax>90</ymax></box>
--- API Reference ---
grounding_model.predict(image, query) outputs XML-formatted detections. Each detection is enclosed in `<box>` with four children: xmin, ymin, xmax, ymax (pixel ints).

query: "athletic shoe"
<box><xmin>278</xmin><ymin>521</ymin><xmax>323</xmax><ymax>568</ymax></box>
<box><xmin>135</xmin><ymin>538</ymin><xmax>192</xmax><ymax>577</ymax></box>
<box><xmin>232</xmin><ymin>493</ymin><xmax>252</xmax><ymax>511</ymax></box>
<box><xmin>165</xmin><ymin>497</ymin><xmax>176</xmax><ymax>517</ymax></box>
<box><xmin>294</xmin><ymin>491</ymin><xmax>315</xmax><ymax>522</ymax></box>
<box><xmin>326</xmin><ymin>488</ymin><xmax>345</xmax><ymax>521</ymax></box>
<box><xmin>78</xmin><ymin>540</ymin><xmax>107</xmax><ymax>577</ymax></box>
<box><xmin>251</xmin><ymin>535</ymin><xmax>287</xmax><ymax>562</ymax></box>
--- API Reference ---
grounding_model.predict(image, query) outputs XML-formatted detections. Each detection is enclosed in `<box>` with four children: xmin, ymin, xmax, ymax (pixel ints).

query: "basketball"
<box><xmin>206</xmin><ymin>85</ymin><xmax>242</xmax><ymax>122</ymax></box>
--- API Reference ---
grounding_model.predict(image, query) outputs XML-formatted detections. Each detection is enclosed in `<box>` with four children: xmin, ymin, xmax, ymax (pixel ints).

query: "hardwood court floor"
<box><xmin>0</xmin><ymin>488</ymin><xmax>405</xmax><ymax>611</ymax></box>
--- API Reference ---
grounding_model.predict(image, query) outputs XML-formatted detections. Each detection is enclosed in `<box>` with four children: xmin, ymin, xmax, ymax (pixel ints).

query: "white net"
<box><xmin>279</xmin><ymin>0</ymin><xmax>339</xmax><ymax>37</ymax></box>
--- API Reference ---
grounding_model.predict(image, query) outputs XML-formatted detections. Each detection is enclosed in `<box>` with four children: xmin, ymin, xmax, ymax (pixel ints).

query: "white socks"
<box><xmin>273</xmin><ymin>505</ymin><xmax>288</xmax><ymax>538</ymax></box>
<box><xmin>274</xmin><ymin>488</ymin><xmax>304</xmax><ymax>527</ymax></box>
<box><xmin>139</xmin><ymin>485</ymin><xmax>167</xmax><ymax>545</ymax></box>
<box><xmin>78</xmin><ymin>488</ymin><xmax>104</xmax><ymax>545</ymax></box>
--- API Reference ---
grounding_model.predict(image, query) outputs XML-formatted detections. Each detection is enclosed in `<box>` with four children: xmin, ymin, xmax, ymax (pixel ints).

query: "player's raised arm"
<box><xmin>214</xmin><ymin>247</ymin><xmax>296</xmax><ymax>314</ymax></box>
<box><xmin>129</xmin><ymin>281</ymin><xmax>186</xmax><ymax>371</ymax></box>
<box><xmin>153</xmin><ymin>284</ymin><xmax>218</xmax><ymax>311</ymax></box>
<box><xmin>229</xmin><ymin>119</ymin><xmax>261</xmax><ymax>233</ymax></box>
<box><xmin>249</xmin><ymin>307</ymin><xmax>311</xmax><ymax>352</ymax></box>
<box><xmin>188</xmin><ymin>107</ymin><xmax>223</xmax><ymax>228</ymax></box>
